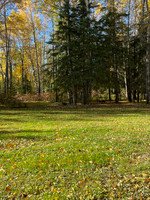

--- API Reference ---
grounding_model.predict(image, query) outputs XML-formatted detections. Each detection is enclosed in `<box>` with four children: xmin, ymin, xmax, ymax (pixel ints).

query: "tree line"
<box><xmin>0</xmin><ymin>0</ymin><xmax>150</xmax><ymax>104</ymax></box>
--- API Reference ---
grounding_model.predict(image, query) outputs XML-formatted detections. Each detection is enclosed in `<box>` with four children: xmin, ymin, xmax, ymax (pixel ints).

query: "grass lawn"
<box><xmin>0</xmin><ymin>103</ymin><xmax>150</xmax><ymax>199</ymax></box>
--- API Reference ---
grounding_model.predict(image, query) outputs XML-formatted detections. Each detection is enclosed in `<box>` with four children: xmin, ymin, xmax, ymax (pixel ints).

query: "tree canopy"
<box><xmin>0</xmin><ymin>0</ymin><xmax>150</xmax><ymax>104</ymax></box>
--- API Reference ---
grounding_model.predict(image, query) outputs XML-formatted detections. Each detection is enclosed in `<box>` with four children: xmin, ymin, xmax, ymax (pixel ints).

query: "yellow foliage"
<box><xmin>95</xmin><ymin>2</ymin><xmax>103</xmax><ymax>16</ymax></box>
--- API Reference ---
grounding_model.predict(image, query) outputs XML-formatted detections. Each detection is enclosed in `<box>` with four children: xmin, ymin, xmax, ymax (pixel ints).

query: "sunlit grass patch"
<box><xmin>0</xmin><ymin>104</ymin><xmax>150</xmax><ymax>199</ymax></box>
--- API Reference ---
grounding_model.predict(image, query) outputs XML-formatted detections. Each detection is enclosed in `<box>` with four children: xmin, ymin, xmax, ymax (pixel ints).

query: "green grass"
<box><xmin>0</xmin><ymin>104</ymin><xmax>150</xmax><ymax>199</ymax></box>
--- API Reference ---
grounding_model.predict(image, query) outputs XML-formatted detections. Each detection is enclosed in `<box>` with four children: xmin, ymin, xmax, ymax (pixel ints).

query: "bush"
<box><xmin>0</xmin><ymin>93</ymin><xmax>26</xmax><ymax>108</ymax></box>
<box><xmin>15</xmin><ymin>93</ymin><xmax>56</xmax><ymax>102</ymax></box>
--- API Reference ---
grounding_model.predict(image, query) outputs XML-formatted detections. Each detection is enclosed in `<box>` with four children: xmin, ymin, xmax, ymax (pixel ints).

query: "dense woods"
<box><xmin>0</xmin><ymin>0</ymin><xmax>150</xmax><ymax>104</ymax></box>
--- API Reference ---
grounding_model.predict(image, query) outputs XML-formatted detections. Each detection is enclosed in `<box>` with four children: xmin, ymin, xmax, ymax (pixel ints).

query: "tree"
<box><xmin>0</xmin><ymin>0</ymin><xmax>21</xmax><ymax>95</ymax></box>
<box><xmin>99</xmin><ymin>0</ymin><xmax>127</xmax><ymax>102</ymax></box>
<box><xmin>47</xmin><ymin>0</ymin><xmax>98</xmax><ymax>104</ymax></box>
<box><xmin>145</xmin><ymin>0</ymin><xmax>150</xmax><ymax>103</ymax></box>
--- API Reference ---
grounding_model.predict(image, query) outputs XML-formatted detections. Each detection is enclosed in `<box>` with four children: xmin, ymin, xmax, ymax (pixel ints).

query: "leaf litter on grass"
<box><xmin>0</xmin><ymin>105</ymin><xmax>150</xmax><ymax>199</ymax></box>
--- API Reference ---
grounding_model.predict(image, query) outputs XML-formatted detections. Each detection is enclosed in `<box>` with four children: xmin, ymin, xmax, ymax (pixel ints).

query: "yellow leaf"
<box><xmin>142</xmin><ymin>173</ymin><xmax>148</xmax><ymax>177</ymax></box>
<box><xmin>134</xmin><ymin>184</ymin><xmax>139</xmax><ymax>191</ymax></box>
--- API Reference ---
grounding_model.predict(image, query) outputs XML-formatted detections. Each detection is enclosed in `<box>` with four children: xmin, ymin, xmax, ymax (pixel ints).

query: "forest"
<box><xmin>0</xmin><ymin>0</ymin><xmax>150</xmax><ymax>105</ymax></box>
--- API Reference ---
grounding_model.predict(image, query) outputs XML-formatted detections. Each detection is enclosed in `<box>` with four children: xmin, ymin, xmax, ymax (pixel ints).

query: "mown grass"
<box><xmin>0</xmin><ymin>103</ymin><xmax>150</xmax><ymax>199</ymax></box>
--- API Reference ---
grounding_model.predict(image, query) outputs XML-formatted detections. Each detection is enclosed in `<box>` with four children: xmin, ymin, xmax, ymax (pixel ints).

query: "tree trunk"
<box><xmin>4</xmin><ymin>7</ymin><xmax>9</xmax><ymax>95</ymax></box>
<box><xmin>137</xmin><ymin>91</ymin><xmax>140</xmax><ymax>103</ymax></box>
<box><xmin>27</xmin><ymin>41</ymin><xmax>38</xmax><ymax>93</ymax></box>
<box><xmin>33</xmin><ymin>30</ymin><xmax>41</xmax><ymax>95</ymax></box>
<box><xmin>146</xmin><ymin>0</ymin><xmax>150</xmax><ymax>104</ymax></box>
<box><xmin>9</xmin><ymin>57</ymin><xmax>12</xmax><ymax>93</ymax></box>
<box><xmin>21</xmin><ymin>56</ymin><xmax>25</xmax><ymax>94</ymax></box>
<box><xmin>109</xmin><ymin>88</ymin><xmax>111</xmax><ymax>101</ymax></box>
<box><xmin>69</xmin><ymin>90</ymin><xmax>73</xmax><ymax>104</ymax></box>
<box><xmin>30</xmin><ymin>12</ymin><xmax>41</xmax><ymax>96</ymax></box>
<box><xmin>126</xmin><ymin>0</ymin><xmax>132</xmax><ymax>102</ymax></box>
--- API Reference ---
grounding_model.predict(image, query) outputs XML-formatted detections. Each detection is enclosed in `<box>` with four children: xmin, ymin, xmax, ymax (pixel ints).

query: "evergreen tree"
<box><xmin>99</xmin><ymin>4</ymin><xmax>127</xmax><ymax>102</ymax></box>
<box><xmin>47</xmin><ymin>0</ymin><xmax>98</xmax><ymax>104</ymax></box>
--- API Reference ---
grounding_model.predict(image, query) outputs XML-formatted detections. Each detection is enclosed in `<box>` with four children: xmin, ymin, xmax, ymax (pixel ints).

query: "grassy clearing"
<box><xmin>0</xmin><ymin>103</ymin><xmax>150</xmax><ymax>199</ymax></box>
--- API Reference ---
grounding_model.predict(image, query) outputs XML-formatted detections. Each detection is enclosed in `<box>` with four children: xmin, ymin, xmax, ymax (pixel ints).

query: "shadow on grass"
<box><xmin>0</xmin><ymin>129</ymin><xmax>55</xmax><ymax>135</ymax></box>
<box><xmin>0</xmin><ymin>129</ymin><xmax>56</xmax><ymax>141</ymax></box>
<box><xmin>34</xmin><ymin>109</ymin><xmax>150</xmax><ymax>121</ymax></box>
<box><xmin>0</xmin><ymin>118</ymin><xmax>27</xmax><ymax>123</ymax></box>
<box><xmin>6</xmin><ymin>135</ymin><xmax>47</xmax><ymax>140</ymax></box>
<box><xmin>0</xmin><ymin>112</ymin><xmax>25</xmax><ymax>116</ymax></box>
<box><xmin>0</xmin><ymin>105</ymin><xmax>150</xmax><ymax>125</ymax></box>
